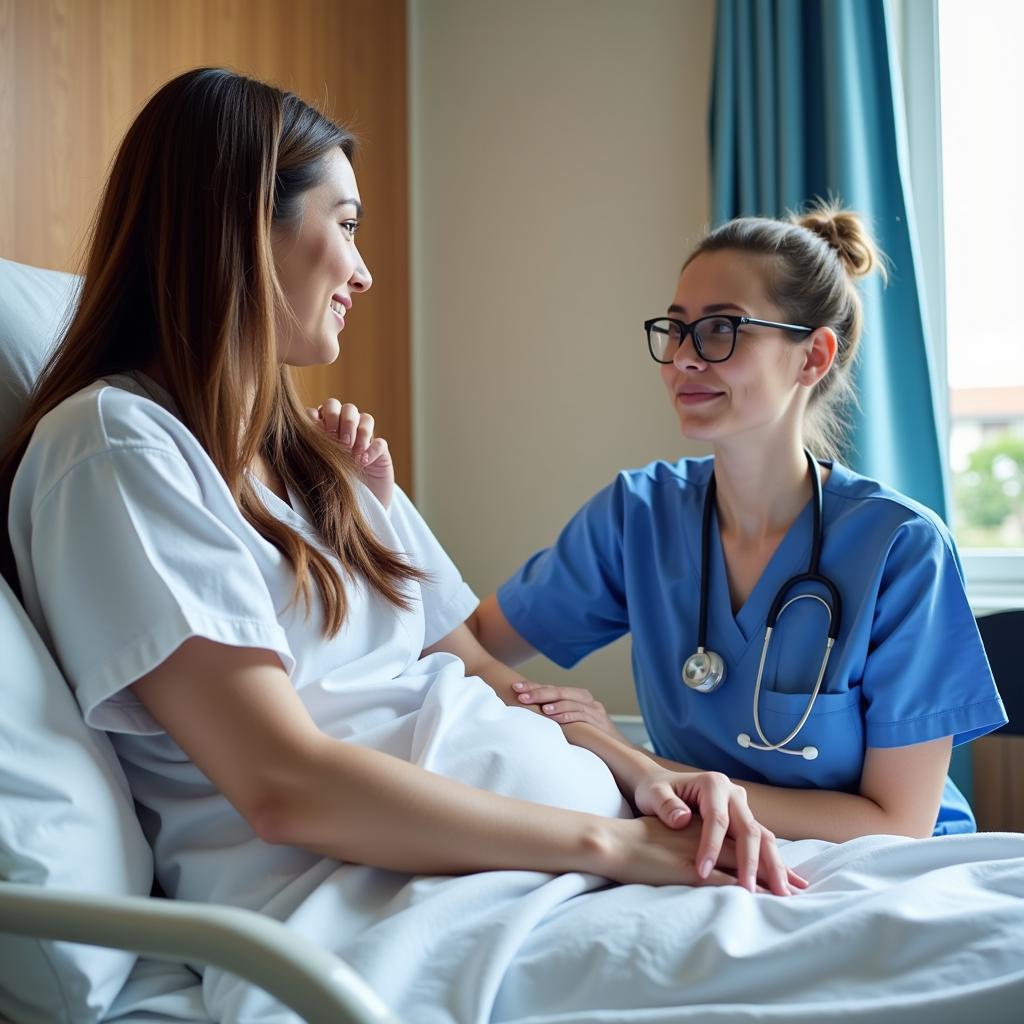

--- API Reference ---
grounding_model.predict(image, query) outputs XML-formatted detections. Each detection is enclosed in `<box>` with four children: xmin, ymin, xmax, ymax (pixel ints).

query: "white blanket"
<box><xmin>201</xmin><ymin>671</ymin><xmax>1024</xmax><ymax>1023</ymax></box>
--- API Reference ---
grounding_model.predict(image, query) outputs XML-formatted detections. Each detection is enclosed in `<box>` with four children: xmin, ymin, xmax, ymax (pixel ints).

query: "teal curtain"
<box><xmin>710</xmin><ymin>0</ymin><xmax>948</xmax><ymax>519</ymax></box>
<box><xmin>710</xmin><ymin>0</ymin><xmax>970</xmax><ymax>795</ymax></box>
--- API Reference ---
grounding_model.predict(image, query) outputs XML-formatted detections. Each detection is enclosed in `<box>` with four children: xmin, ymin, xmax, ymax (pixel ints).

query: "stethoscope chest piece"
<box><xmin>682</xmin><ymin>649</ymin><xmax>725</xmax><ymax>693</ymax></box>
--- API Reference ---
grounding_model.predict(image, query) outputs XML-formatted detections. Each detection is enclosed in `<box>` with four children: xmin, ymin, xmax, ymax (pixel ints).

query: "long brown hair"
<box><xmin>685</xmin><ymin>199</ymin><xmax>885</xmax><ymax>461</ymax></box>
<box><xmin>0</xmin><ymin>67</ymin><xmax>424</xmax><ymax>634</ymax></box>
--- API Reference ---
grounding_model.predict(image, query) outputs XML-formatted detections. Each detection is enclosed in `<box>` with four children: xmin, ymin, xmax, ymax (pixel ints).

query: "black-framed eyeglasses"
<box><xmin>643</xmin><ymin>315</ymin><xmax>814</xmax><ymax>364</ymax></box>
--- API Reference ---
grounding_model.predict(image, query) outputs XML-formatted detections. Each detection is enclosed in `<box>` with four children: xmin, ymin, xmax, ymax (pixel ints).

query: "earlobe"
<box><xmin>800</xmin><ymin>327</ymin><xmax>838</xmax><ymax>386</ymax></box>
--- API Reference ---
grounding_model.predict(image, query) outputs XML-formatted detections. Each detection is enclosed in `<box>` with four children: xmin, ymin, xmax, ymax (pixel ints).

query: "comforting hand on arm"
<box><xmin>467</xmin><ymin>593</ymin><xmax>631</xmax><ymax>739</ymax></box>
<box><xmin>469</xmin><ymin>587</ymin><xmax>951</xmax><ymax>844</ymax></box>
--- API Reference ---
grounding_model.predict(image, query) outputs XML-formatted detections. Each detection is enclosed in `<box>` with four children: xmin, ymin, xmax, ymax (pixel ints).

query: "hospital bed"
<box><xmin>0</xmin><ymin>881</ymin><xmax>394</xmax><ymax>1023</ymax></box>
<box><xmin>2</xmin><ymin>257</ymin><xmax>1024</xmax><ymax>1024</ymax></box>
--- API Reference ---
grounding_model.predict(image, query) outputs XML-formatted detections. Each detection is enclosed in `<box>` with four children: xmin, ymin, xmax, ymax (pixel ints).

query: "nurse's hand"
<box><xmin>633</xmin><ymin>769</ymin><xmax>802</xmax><ymax>896</ymax></box>
<box><xmin>607</xmin><ymin>815</ymin><xmax>797</xmax><ymax>894</ymax></box>
<box><xmin>511</xmin><ymin>682</ymin><xmax>628</xmax><ymax>742</ymax></box>
<box><xmin>307</xmin><ymin>398</ymin><xmax>394</xmax><ymax>509</ymax></box>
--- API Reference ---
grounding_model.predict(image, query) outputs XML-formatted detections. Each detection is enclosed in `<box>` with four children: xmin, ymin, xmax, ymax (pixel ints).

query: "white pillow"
<box><xmin>0</xmin><ymin>258</ymin><xmax>82</xmax><ymax>444</ymax></box>
<box><xmin>0</xmin><ymin>259</ymin><xmax>154</xmax><ymax>1022</ymax></box>
<box><xmin>0</xmin><ymin>574</ymin><xmax>154</xmax><ymax>1022</ymax></box>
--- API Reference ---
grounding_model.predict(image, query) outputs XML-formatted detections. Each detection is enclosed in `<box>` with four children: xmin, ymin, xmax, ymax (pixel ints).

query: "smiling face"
<box><xmin>271</xmin><ymin>147</ymin><xmax>372</xmax><ymax>367</ymax></box>
<box><xmin>661</xmin><ymin>249</ymin><xmax>815</xmax><ymax>448</ymax></box>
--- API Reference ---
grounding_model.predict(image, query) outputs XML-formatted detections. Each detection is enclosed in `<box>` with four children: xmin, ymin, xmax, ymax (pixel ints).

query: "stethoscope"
<box><xmin>681</xmin><ymin>449</ymin><xmax>843</xmax><ymax>760</ymax></box>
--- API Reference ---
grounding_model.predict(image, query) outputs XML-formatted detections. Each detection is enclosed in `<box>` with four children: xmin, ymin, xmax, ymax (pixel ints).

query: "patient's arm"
<box><xmin>130</xmin><ymin>637</ymin><xmax>793</xmax><ymax>892</ymax></box>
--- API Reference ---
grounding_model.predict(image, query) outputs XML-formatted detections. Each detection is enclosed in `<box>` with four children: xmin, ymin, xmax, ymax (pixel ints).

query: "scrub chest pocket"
<box><xmin>752</xmin><ymin>687</ymin><xmax>864</xmax><ymax>789</ymax></box>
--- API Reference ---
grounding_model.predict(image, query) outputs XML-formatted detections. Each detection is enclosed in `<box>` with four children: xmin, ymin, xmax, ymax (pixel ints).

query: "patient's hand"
<box><xmin>308</xmin><ymin>398</ymin><xmax>394</xmax><ymax>509</ymax></box>
<box><xmin>511</xmin><ymin>681</ymin><xmax>630</xmax><ymax>743</ymax></box>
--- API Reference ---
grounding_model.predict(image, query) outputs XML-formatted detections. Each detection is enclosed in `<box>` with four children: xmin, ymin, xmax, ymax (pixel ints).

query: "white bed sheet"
<box><xmin>98</xmin><ymin>830</ymin><xmax>1024</xmax><ymax>1023</ymax></box>
<box><xmin>113</xmin><ymin>662</ymin><xmax>1019</xmax><ymax>1024</ymax></box>
<box><xmin>104</xmin><ymin>958</ymin><xmax>207</xmax><ymax>1023</ymax></box>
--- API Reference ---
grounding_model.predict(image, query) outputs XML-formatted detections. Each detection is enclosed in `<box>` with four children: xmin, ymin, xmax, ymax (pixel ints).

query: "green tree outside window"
<box><xmin>953</xmin><ymin>433</ymin><xmax>1024</xmax><ymax>547</ymax></box>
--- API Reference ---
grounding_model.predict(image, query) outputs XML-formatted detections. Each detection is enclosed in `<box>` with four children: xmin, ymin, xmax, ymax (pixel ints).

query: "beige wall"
<box><xmin>410</xmin><ymin>0</ymin><xmax>714</xmax><ymax>712</ymax></box>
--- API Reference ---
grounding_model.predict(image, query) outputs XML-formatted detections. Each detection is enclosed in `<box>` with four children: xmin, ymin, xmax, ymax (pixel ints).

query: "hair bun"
<box><xmin>795</xmin><ymin>201</ymin><xmax>883</xmax><ymax>281</ymax></box>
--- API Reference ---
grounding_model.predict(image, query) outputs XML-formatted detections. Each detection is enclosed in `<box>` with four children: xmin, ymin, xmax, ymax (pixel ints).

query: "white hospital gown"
<box><xmin>10</xmin><ymin>376</ymin><xmax>1024</xmax><ymax>1024</ymax></box>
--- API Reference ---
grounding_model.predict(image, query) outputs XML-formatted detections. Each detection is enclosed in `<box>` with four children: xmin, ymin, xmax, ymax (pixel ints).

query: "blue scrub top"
<box><xmin>497</xmin><ymin>457</ymin><xmax>1007</xmax><ymax>836</ymax></box>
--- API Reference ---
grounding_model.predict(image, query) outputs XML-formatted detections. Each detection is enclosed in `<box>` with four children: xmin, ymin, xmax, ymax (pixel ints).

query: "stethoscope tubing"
<box><xmin>684</xmin><ymin>449</ymin><xmax>843</xmax><ymax>758</ymax></box>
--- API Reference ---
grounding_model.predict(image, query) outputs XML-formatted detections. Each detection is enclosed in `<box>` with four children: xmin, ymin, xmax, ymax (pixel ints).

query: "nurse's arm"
<box><xmin>424</xmin><ymin>621</ymin><xmax>630</xmax><ymax>742</ymax></box>
<box><xmin>421</xmin><ymin>620</ymin><xmax>546</xmax><ymax>712</ymax></box>
<box><xmin>639</xmin><ymin>738</ymin><xmax>952</xmax><ymax>842</ymax></box>
<box><xmin>464</xmin><ymin>593</ymin><xmax>537</xmax><ymax>666</ymax></box>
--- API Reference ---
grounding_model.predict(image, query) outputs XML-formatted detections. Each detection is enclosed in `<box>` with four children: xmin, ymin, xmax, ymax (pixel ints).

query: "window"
<box><xmin>899</xmin><ymin>0</ymin><xmax>1024</xmax><ymax>609</ymax></box>
<box><xmin>939</xmin><ymin>0</ymin><xmax>1024</xmax><ymax>562</ymax></box>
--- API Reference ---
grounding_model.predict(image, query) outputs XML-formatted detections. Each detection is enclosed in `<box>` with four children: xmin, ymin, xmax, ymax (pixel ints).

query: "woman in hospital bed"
<box><xmin>2</xmin><ymin>67</ymin><xmax>1021</xmax><ymax>1024</ymax></box>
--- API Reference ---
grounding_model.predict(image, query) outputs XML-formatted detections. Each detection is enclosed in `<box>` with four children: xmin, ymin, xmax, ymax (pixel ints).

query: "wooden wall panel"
<box><xmin>973</xmin><ymin>735</ymin><xmax>1024</xmax><ymax>832</ymax></box>
<box><xmin>0</xmin><ymin>0</ymin><xmax>412</xmax><ymax>491</ymax></box>
<box><xmin>0</xmin><ymin>1</ymin><xmax>12</xmax><ymax>256</ymax></box>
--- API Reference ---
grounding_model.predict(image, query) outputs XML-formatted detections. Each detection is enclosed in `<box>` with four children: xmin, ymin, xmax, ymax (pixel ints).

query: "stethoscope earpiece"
<box><xmin>737</xmin><ymin>733</ymin><xmax>818</xmax><ymax>759</ymax></box>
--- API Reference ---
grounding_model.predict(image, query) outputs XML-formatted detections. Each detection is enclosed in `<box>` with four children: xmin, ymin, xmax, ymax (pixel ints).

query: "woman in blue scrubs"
<box><xmin>468</xmin><ymin>205</ymin><xmax>1007</xmax><ymax>841</ymax></box>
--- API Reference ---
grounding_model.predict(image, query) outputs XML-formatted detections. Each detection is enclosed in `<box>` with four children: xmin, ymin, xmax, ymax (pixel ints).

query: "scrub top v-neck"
<box><xmin>705</xmin><ymin>491</ymin><xmax>815</xmax><ymax>656</ymax></box>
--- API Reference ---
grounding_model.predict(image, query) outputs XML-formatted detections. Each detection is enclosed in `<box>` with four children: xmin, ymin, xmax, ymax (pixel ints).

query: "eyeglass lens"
<box><xmin>648</xmin><ymin>317</ymin><xmax>736</xmax><ymax>363</ymax></box>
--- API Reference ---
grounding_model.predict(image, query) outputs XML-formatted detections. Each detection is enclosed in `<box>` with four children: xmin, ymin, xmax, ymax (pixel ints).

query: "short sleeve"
<box><xmin>497</xmin><ymin>478</ymin><xmax>629</xmax><ymax>668</ymax></box>
<box><xmin>23</xmin><ymin>446</ymin><xmax>294</xmax><ymax>735</ymax></box>
<box><xmin>861</xmin><ymin>518</ymin><xmax>1007</xmax><ymax>748</ymax></box>
<box><xmin>385</xmin><ymin>485</ymin><xmax>479</xmax><ymax>647</ymax></box>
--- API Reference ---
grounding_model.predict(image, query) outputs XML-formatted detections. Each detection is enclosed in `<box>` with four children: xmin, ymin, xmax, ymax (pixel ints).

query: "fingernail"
<box><xmin>747</xmin><ymin>873</ymin><xmax>757</xmax><ymax>893</ymax></box>
<box><xmin>512</xmin><ymin>682</ymin><xmax>526</xmax><ymax>691</ymax></box>
<box><xmin>669</xmin><ymin>808</ymin><xmax>687</xmax><ymax>824</ymax></box>
<box><xmin>699</xmin><ymin>858</ymin><xmax>713</xmax><ymax>878</ymax></box>
<box><xmin>518</xmin><ymin>694</ymin><xmax>531</xmax><ymax>702</ymax></box>
<box><xmin>543</xmin><ymin>704</ymin><xmax>554</xmax><ymax>713</ymax></box>
<box><xmin>341</xmin><ymin>433</ymin><xmax>352</xmax><ymax>444</ymax></box>
<box><xmin>361</xmin><ymin>453</ymin><xmax>370</xmax><ymax>464</ymax></box>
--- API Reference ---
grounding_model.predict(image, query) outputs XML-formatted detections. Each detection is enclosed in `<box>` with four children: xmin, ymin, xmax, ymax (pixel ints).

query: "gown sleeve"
<box><xmin>496</xmin><ymin>476</ymin><xmax>630</xmax><ymax>668</ymax></box>
<box><xmin>860</xmin><ymin>516</ymin><xmax>1007</xmax><ymax>748</ymax></box>
<box><xmin>384</xmin><ymin>485</ymin><xmax>479</xmax><ymax>648</ymax></box>
<box><xmin>19</xmin><ymin>443</ymin><xmax>295</xmax><ymax>736</ymax></box>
